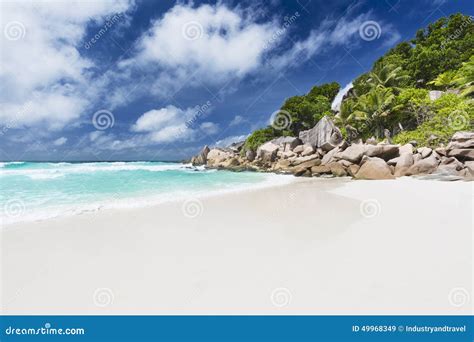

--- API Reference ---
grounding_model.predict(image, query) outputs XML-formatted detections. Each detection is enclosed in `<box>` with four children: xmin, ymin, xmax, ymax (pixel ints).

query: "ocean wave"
<box><xmin>0</xmin><ymin>161</ymin><xmax>26</xmax><ymax>168</ymax></box>
<box><xmin>0</xmin><ymin>162</ymin><xmax>197</xmax><ymax>177</ymax></box>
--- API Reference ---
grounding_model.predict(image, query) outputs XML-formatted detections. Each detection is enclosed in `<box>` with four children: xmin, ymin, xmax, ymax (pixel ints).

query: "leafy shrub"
<box><xmin>393</xmin><ymin>93</ymin><xmax>474</xmax><ymax>146</ymax></box>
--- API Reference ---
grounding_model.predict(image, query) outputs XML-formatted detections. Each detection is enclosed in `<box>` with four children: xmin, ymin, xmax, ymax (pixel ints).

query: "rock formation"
<box><xmin>190</xmin><ymin>117</ymin><xmax>474</xmax><ymax>181</ymax></box>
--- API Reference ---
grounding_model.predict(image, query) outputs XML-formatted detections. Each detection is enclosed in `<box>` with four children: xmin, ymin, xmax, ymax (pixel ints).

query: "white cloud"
<box><xmin>107</xmin><ymin>3</ymin><xmax>280</xmax><ymax>104</ymax></box>
<box><xmin>53</xmin><ymin>137</ymin><xmax>68</xmax><ymax>146</ymax></box>
<box><xmin>130</xmin><ymin>3</ymin><xmax>277</xmax><ymax>80</ymax></box>
<box><xmin>199</xmin><ymin>122</ymin><xmax>219</xmax><ymax>135</ymax></box>
<box><xmin>131</xmin><ymin>105</ymin><xmax>218</xmax><ymax>144</ymax></box>
<box><xmin>0</xmin><ymin>0</ymin><xmax>134</xmax><ymax>130</ymax></box>
<box><xmin>215</xmin><ymin>134</ymin><xmax>249</xmax><ymax>148</ymax></box>
<box><xmin>229</xmin><ymin>115</ymin><xmax>247</xmax><ymax>127</ymax></box>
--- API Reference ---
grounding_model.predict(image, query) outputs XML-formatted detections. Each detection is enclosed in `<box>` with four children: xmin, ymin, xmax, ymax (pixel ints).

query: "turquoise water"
<box><xmin>0</xmin><ymin>161</ymin><xmax>291</xmax><ymax>225</ymax></box>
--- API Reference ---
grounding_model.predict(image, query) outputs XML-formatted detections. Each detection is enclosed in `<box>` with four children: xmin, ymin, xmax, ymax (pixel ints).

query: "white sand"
<box><xmin>1</xmin><ymin>177</ymin><xmax>472</xmax><ymax>314</ymax></box>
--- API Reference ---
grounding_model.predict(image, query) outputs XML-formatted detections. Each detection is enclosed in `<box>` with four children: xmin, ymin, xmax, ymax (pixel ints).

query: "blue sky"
<box><xmin>0</xmin><ymin>0</ymin><xmax>472</xmax><ymax>161</ymax></box>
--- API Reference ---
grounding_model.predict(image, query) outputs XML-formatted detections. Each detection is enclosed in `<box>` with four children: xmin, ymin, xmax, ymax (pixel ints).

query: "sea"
<box><xmin>0</xmin><ymin>161</ymin><xmax>292</xmax><ymax>225</ymax></box>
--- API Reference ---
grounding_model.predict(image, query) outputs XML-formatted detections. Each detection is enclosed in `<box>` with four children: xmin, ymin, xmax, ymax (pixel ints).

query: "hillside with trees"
<box><xmin>243</xmin><ymin>13</ymin><xmax>473</xmax><ymax>153</ymax></box>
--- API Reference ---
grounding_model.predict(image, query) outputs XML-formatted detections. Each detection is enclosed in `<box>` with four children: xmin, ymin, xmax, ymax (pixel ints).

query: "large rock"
<box><xmin>301</xmin><ymin>145</ymin><xmax>315</xmax><ymax>157</ymax></box>
<box><xmin>292</xmin><ymin>154</ymin><xmax>320</xmax><ymax>166</ymax></box>
<box><xmin>220</xmin><ymin>157</ymin><xmax>240</xmax><ymax>168</ymax></box>
<box><xmin>291</xmin><ymin>159</ymin><xmax>321</xmax><ymax>176</ymax></box>
<box><xmin>417</xmin><ymin>147</ymin><xmax>432</xmax><ymax>159</ymax></box>
<box><xmin>447</xmin><ymin>149</ymin><xmax>474</xmax><ymax>161</ymax></box>
<box><xmin>328</xmin><ymin>162</ymin><xmax>347</xmax><ymax>177</ymax></box>
<box><xmin>347</xmin><ymin>164</ymin><xmax>360</xmax><ymax>177</ymax></box>
<box><xmin>298</xmin><ymin>116</ymin><xmax>342</xmax><ymax>150</ymax></box>
<box><xmin>311</xmin><ymin>165</ymin><xmax>331</xmax><ymax>176</ymax></box>
<box><xmin>206</xmin><ymin>148</ymin><xmax>234</xmax><ymax>167</ymax></box>
<box><xmin>321</xmin><ymin>147</ymin><xmax>340</xmax><ymax>165</ymax></box>
<box><xmin>405</xmin><ymin>155</ymin><xmax>439</xmax><ymax>175</ymax></box>
<box><xmin>365</xmin><ymin>144</ymin><xmax>400</xmax><ymax>160</ymax></box>
<box><xmin>339</xmin><ymin>144</ymin><xmax>368</xmax><ymax>164</ymax></box>
<box><xmin>273</xmin><ymin>159</ymin><xmax>292</xmax><ymax>172</ymax></box>
<box><xmin>446</xmin><ymin>140</ymin><xmax>474</xmax><ymax>150</ymax></box>
<box><xmin>338</xmin><ymin>143</ymin><xmax>399</xmax><ymax>164</ymax></box>
<box><xmin>399</xmin><ymin>143</ymin><xmax>414</xmax><ymax>155</ymax></box>
<box><xmin>228</xmin><ymin>141</ymin><xmax>245</xmax><ymax>153</ymax></box>
<box><xmin>270</xmin><ymin>136</ymin><xmax>302</xmax><ymax>151</ymax></box>
<box><xmin>191</xmin><ymin>145</ymin><xmax>210</xmax><ymax>166</ymax></box>
<box><xmin>355</xmin><ymin>157</ymin><xmax>394</xmax><ymax>180</ymax></box>
<box><xmin>256</xmin><ymin>142</ymin><xmax>279</xmax><ymax>162</ymax></box>
<box><xmin>293</xmin><ymin>145</ymin><xmax>304</xmax><ymax>154</ymax></box>
<box><xmin>245</xmin><ymin>150</ymin><xmax>256</xmax><ymax>161</ymax></box>
<box><xmin>394</xmin><ymin>153</ymin><xmax>414</xmax><ymax>177</ymax></box>
<box><xmin>451</xmin><ymin>131</ymin><xmax>474</xmax><ymax>142</ymax></box>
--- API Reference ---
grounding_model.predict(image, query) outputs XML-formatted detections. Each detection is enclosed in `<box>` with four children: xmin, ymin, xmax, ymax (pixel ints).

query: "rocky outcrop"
<box><xmin>355</xmin><ymin>157</ymin><xmax>394</xmax><ymax>180</ymax></box>
<box><xmin>270</xmin><ymin>136</ymin><xmax>302</xmax><ymax>151</ymax></box>
<box><xmin>405</xmin><ymin>155</ymin><xmax>440</xmax><ymax>175</ymax></box>
<box><xmin>191</xmin><ymin>145</ymin><xmax>210</xmax><ymax>166</ymax></box>
<box><xmin>298</xmin><ymin>116</ymin><xmax>342</xmax><ymax>151</ymax></box>
<box><xmin>256</xmin><ymin>142</ymin><xmax>279</xmax><ymax>162</ymax></box>
<box><xmin>206</xmin><ymin>148</ymin><xmax>234</xmax><ymax>167</ymax></box>
<box><xmin>190</xmin><ymin>130</ymin><xmax>474</xmax><ymax>181</ymax></box>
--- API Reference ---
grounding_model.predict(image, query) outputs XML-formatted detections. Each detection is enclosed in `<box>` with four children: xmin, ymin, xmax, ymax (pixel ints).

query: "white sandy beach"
<box><xmin>1</xmin><ymin>177</ymin><xmax>472</xmax><ymax>315</ymax></box>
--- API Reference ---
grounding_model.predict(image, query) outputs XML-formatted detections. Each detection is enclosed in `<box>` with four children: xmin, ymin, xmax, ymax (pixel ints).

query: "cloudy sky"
<box><xmin>0</xmin><ymin>0</ymin><xmax>471</xmax><ymax>161</ymax></box>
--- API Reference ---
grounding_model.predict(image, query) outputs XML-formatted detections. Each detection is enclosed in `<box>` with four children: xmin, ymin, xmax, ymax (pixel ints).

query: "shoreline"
<box><xmin>2</xmin><ymin>177</ymin><xmax>472</xmax><ymax>315</ymax></box>
<box><xmin>1</xmin><ymin>169</ymin><xmax>298</xmax><ymax>227</ymax></box>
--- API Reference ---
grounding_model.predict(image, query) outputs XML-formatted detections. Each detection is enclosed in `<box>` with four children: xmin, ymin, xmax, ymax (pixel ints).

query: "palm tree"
<box><xmin>352</xmin><ymin>88</ymin><xmax>401</xmax><ymax>138</ymax></box>
<box><xmin>427</xmin><ymin>70</ymin><xmax>457</xmax><ymax>90</ymax></box>
<box><xmin>367</xmin><ymin>63</ymin><xmax>410</xmax><ymax>91</ymax></box>
<box><xmin>453</xmin><ymin>56</ymin><xmax>474</xmax><ymax>97</ymax></box>
<box><xmin>335</xmin><ymin>98</ymin><xmax>357</xmax><ymax>126</ymax></box>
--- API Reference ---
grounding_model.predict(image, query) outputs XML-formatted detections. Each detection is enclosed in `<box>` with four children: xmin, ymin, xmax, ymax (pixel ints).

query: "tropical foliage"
<box><xmin>243</xmin><ymin>13</ymin><xmax>473</xmax><ymax>151</ymax></box>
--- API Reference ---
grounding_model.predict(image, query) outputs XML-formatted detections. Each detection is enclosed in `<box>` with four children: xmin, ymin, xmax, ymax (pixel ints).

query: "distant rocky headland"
<box><xmin>191</xmin><ymin>116</ymin><xmax>474</xmax><ymax>181</ymax></box>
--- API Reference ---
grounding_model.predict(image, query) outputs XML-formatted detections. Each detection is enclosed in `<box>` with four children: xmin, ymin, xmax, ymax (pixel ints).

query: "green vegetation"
<box><xmin>393</xmin><ymin>94</ymin><xmax>474</xmax><ymax>146</ymax></box>
<box><xmin>243</xmin><ymin>13</ymin><xmax>473</xmax><ymax>151</ymax></box>
<box><xmin>243</xmin><ymin>127</ymin><xmax>283</xmax><ymax>152</ymax></box>
<box><xmin>242</xmin><ymin>82</ymin><xmax>339</xmax><ymax>152</ymax></box>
